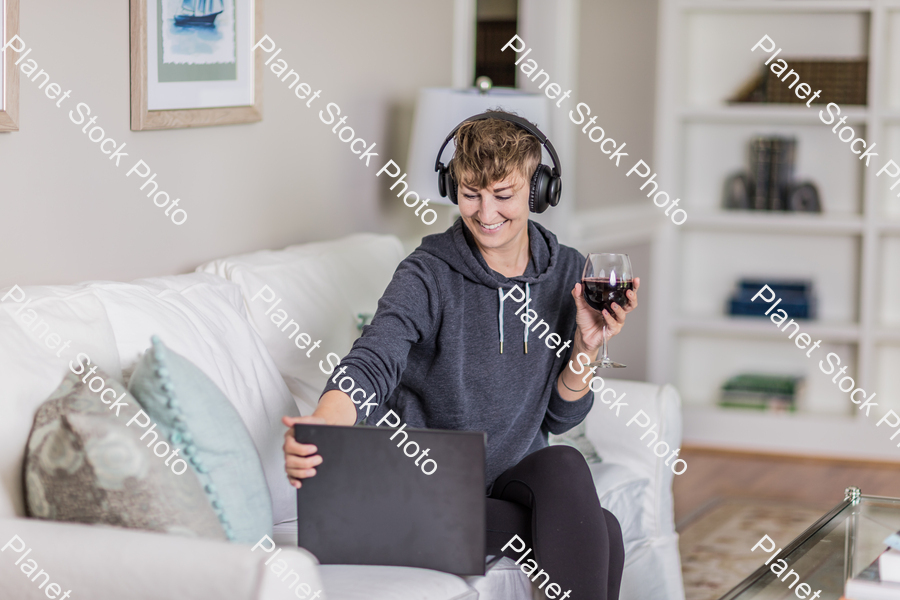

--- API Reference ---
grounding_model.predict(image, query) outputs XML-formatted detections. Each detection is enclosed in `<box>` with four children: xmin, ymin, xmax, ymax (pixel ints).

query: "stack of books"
<box><xmin>723</xmin><ymin>137</ymin><xmax>822</xmax><ymax>213</ymax></box>
<box><xmin>727</xmin><ymin>279</ymin><xmax>817</xmax><ymax>319</ymax></box>
<box><xmin>719</xmin><ymin>373</ymin><xmax>804</xmax><ymax>412</ymax></box>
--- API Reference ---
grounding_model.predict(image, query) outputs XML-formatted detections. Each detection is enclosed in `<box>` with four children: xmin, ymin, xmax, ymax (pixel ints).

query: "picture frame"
<box><xmin>0</xmin><ymin>0</ymin><xmax>20</xmax><ymax>132</ymax></box>
<box><xmin>129</xmin><ymin>0</ymin><xmax>263</xmax><ymax>130</ymax></box>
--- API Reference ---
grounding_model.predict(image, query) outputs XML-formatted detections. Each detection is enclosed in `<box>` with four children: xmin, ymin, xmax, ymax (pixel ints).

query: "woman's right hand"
<box><xmin>282</xmin><ymin>390</ymin><xmax>359</xmax><ymax>488</ymax></box>
<box><xmin>282</xmin><ymin>415</ymin><xmax>326</xmax><ymax>489</ymax></box>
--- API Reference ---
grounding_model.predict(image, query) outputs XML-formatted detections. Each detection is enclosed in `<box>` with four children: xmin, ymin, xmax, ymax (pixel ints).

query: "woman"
<box><xmin>283</xmin><ymin>112</ymin><xmax>639</xmax><ymax>599</ymax></box>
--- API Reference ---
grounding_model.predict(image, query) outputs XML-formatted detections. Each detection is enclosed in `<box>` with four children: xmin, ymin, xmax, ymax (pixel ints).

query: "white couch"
<box><xmin>0</xmin><ymin>233</ymin><xmax>685</xmax><ymax>600</ymax></box>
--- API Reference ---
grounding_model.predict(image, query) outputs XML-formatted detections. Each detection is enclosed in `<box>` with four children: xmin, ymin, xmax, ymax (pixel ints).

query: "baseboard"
<box><xmin>682</xmin><ymin>406</ymin><xmax>900</xmax><ymax>464</ymax></box>
<box><xmin>680</xmin><ymin>443</ymin><xmax>900</xmax><ymax>469</ymax></box>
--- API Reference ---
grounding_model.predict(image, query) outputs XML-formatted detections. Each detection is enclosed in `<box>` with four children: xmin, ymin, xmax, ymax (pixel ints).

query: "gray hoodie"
<box><xmin>321</xmin><ymin>218</ymin><xmax>594</xmax><ymax>487</ymax></box>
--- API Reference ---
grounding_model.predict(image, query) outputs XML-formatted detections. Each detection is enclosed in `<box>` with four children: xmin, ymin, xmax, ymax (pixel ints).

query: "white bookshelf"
<box><xmin>684</xmin><ymin>211</ymin><xmax>865</xmax><ymax>234</ymax></box>
<box><xmin>651</xmin><ymin>0</ymin><xmax>900</xmax><ymax>460</ymax></box>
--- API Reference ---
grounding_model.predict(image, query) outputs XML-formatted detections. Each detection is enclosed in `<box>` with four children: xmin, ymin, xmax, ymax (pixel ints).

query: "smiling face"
<box><xmin>457</xmin><ymin>173</ymin><xmax>531</xmax><ymax>252</ymax></box>
<box><xmin>448</xmin><ymin>115</ymin><xmax>542</xmax><ymax>256</ymax></box>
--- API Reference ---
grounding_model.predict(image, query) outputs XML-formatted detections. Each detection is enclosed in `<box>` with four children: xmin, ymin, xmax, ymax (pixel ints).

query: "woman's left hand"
<box><xmin>570</xmin><ymin>277</ymin><xmax>640</xmax><ymax>351</ymax></box>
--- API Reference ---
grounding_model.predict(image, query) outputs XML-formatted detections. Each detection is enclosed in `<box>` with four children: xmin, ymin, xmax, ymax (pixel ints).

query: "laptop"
<box><xmin>293</xmin><ymin>423</ymin><xmax>486</xmax><ymax>576</ymax></box>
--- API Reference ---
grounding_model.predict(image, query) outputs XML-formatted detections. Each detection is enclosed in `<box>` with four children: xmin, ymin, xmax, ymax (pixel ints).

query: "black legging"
<box><xmin>486</xmin><ymin>445</ymin><xmax>625</xmax><ymax>599</ymax></box>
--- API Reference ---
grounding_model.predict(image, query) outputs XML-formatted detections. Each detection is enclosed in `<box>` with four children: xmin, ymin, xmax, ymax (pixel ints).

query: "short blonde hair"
<box><xmin>448</xmin><ymin>114</ymin><xmax>542</xmax><ymax>191</ymax></box>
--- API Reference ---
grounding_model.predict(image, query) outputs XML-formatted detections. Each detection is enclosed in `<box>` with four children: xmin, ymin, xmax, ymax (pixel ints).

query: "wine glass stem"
<box><xmin>601</xmin><ymin>325</ymin><xmax>609</xmax><ymax>363</ymax></box>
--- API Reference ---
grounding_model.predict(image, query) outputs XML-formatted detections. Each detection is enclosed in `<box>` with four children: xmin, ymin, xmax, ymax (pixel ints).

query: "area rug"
<box><xmin>679</xmin><ymin>498</ymin><xmax>828</xmax><ymax>600</ymax></box>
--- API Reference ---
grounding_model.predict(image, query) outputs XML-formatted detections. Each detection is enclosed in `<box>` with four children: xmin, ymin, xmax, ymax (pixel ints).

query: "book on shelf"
<box><xmin>749</xmin><ymin>138</ymin><xmax>773</xmax><ymax>210</ymax></box>
<box><xmin>846</xmin><ymin>548</ymin><xmax>900</xmax><ymax>600</ymax></box>
<box><xmin>725</xmin><ymin>136</ymin><xmax>817</xmax><ymax>213</ymax></box>
<box><xmin>880</xmin><ymin>549</ymin><xmax>900</xmax><ymax>584</ymax></box>
<box><xmin>718</xmin><ymin>373</ymin><xmax>804</xmax><ymax>412</ymax></box>
<box><xmin>727</xmin><ymin>279</ymin><xmax>817</xmax><ymax>320</ymax></box>
<box><xmin>768</xmin><ymin>137</ymin><xmax>796</xmax><ymax>211</ymax></box>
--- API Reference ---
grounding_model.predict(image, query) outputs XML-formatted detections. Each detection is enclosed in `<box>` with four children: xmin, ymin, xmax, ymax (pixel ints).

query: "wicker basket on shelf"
<box><xmin>730</xmin><ymin>58</ymin><xmax>868</xmax><ymax>106</ymax></box>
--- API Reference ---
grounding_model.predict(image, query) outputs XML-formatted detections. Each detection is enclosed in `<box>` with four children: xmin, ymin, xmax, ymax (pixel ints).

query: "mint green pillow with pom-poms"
<box><xmin>127</xmin><ymin>335</ymin><xmax>274</xmax><ymax>544</ymax></box>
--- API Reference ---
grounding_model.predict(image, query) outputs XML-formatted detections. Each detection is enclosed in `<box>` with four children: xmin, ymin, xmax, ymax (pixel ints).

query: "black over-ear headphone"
<box><xmin>434</xmin><ymin>111</ymin><xmax>562</xmax><ymax>214</ymax></box>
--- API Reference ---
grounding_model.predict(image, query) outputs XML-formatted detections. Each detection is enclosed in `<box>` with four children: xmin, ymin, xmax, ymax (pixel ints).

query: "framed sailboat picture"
<box><xmin>130</xmin><ymin>0</ymin><xmax>263</xmax><ymax>130</ymax></box>
<box><xmin>0</xmin><ymin>0</ymin><xmax>21</xmax><ymax>132</ymax></box>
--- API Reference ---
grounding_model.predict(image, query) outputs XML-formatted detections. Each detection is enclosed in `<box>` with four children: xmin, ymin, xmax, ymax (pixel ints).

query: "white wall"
<box><xmin>0</xmin><ymin>0</ymin><xmax>662</xmax><ymax>381</ymax></box>
<box><xmin>518</xmin><ymin>0</ymin><xmax>580</xmax><ymax>244</ymax></box>
<box><xmin>0</xmin><ymin>0</ymin><xmax>453</xmax><ymax>287</ymax></box>
<box><xmin>567</xmin><ymin>0</ymin><xmax>661</xmax><ymax>378</ymax></box>
<box><xmin>575</xmin><ymin>0</ymin><xmax>658</xmax><ymax>211</ymax></box>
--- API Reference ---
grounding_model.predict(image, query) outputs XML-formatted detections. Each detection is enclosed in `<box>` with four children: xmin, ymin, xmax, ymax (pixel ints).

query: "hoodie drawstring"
<box><xmin>499</xmin><ymin>283</ymin><xmax>530</xmax><ymax>354</ymax></box>
<box><xmin>524</xmin><ymin>284</ymin><xmax>530</xmax><ymax>354</ymax></box>
<box><xmin>498</xmin><ymin>288</ymin><xmax>505</xmax><ymax>354</ymax></box>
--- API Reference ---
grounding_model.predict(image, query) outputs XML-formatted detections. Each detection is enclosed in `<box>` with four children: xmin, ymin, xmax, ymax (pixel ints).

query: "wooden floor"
<box><xmin>673</xmin><ymin>447</ymin><xmax>900</xmax><ymax>529</ymax></box>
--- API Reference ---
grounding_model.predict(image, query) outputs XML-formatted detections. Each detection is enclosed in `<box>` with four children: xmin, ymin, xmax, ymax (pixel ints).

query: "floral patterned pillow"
<box><xmin>549</xmin><ymin>421</ymin><xmax>602</xmax><ymax>463</ymax></box>
<box><xmin>23</xmin><ymin>369</ymin><xmax>225</xmax><ymax>540</ymax></box>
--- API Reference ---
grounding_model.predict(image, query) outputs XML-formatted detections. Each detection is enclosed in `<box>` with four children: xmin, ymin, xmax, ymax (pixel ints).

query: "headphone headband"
<box><xmin>433</xmin><ymin>111</ymin><xmax>561</xmax><ymax>179</ymax></box>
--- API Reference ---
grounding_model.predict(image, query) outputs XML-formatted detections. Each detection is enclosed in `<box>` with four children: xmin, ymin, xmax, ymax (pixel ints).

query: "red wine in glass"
<box><xmin>581</xmin><ymin>253</ymin><xmax>634</xmax><ymax>368</ymax></box>
<box><xmin>581</xmin><ymin>277</ymin><xmax>634</xmax><ymax>314</ymax></box>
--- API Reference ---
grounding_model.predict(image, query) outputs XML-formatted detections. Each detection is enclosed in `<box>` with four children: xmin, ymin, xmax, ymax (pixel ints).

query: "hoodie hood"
<box><xmin>418</xmin><ymin>218</ymin><xmax>564</xmax><ymax>355</ymax></box>
<box><xmin>418</xmin><ymin>218</ymin><xmax>561</xmax><ymax>289</ymax></box>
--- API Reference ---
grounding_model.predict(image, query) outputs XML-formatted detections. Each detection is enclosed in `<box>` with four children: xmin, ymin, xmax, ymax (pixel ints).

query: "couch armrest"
<box><xmin>0</xmin><ymin>517</ymin><xmax>324</xmax><ymax>600</ymax></box>
<box><xmin>582</xmin><ymin>379</ymin><xmax>683</xmax><ymax>539</ymax></box>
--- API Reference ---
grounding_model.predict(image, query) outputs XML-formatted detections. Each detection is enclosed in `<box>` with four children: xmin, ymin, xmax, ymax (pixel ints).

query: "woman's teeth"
<box><xmin>480</xmin><ymin>220</ymin><xmax>505</xmax><ymax>230</ymax></box>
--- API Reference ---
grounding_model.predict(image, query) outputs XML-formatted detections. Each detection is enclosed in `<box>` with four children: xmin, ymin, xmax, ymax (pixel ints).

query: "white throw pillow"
<box><xmin>197</xmin><ymin>233</ymin><xmax>405</xmax><ymax>414</ymax></box>
<box><xmin>87</xmin><ymin>273</ymin><xmax>301</xmax><ymax>525</ymax></box>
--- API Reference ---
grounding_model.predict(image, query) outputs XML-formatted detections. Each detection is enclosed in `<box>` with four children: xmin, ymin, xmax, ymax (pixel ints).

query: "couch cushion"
<box><xmin>465</xmin><ymin>557</ymin><xmax>536</xmax><ymax>600</ymax></box>
<box><xmin>23</xmin><ymin>369</ymin><xmax>226</xmax><ymax>540</ymax></box>
<box><xmin>274</xmin><ymin>521</ymin><xmax>479</xmax><ymax>600</ymax></box>
<box><xmin>197</xmin><ymin>233</ymin><xmax>405</xmax><ymax>413</ymax></box>
<box><xmin>0</xmin><ymin>285</ymin><xmax>122</xmax><ymax>518</ymax></box>
<box><xmin>128</xmin><ymin>336</ymin><xmax>273</xmax><ymax>543</ymax></box>
<box><xmin>87</xmin><ymin>273</ymin><xmax>301</xmax><ymax>525</ymax></box>
<box><xmin>590</xmin><ymin>462</ymin><xmax>649</xmax><ymax>555</ymax></box>
<box><xmin>583</xmin><ymin>379</ymin><xmax>682</xmax><ymax>542</ymax></box>
<box><xmin>318</xmin><ymin>565</ymin><xmax>477</xmax><ymax>600</ymax></box>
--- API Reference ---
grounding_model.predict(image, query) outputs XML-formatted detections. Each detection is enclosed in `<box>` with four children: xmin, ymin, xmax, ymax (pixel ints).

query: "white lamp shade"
<box><xmin>405</xmin><ymin>87</ymin><xmax>552</xmax><ymax>206</ymax></box>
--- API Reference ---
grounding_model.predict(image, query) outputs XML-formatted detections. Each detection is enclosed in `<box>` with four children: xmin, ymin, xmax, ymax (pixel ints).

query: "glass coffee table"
<box><xmin>720</xmin><ymin>488</ymin><xmax>900</xmax><ymax>599</ymax></box>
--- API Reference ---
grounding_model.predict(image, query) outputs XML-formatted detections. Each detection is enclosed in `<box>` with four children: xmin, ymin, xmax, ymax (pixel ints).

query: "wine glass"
<box><xmin>581</xmin><ymin>253</ymin><xmax>634</xmax><ymax>368</ymax></box>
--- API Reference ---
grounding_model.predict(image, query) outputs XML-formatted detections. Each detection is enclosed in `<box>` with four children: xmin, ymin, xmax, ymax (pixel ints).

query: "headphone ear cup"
<box><xmin>548</xmin><ymin>175</ymin><xmax>562</xmax><ymax>207</ymax></box>
<box><xmin>437</xmin><ymin>164</ymin><xmax>448</xmax><ymax>198</ymax></box>
<box><xmin>529</xmin><ymin>164</ymin><xmax>552</xmax><ymax>213</ymax></box>
<box><xmin>437</xmin><ymin>163</ymin><xmax>460</xmax><ymax>204</ymax></box>
<box><xmin>445</xmin><ymin>170</ymin><xmax>459</xmax><ymax>205</ymax></box>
